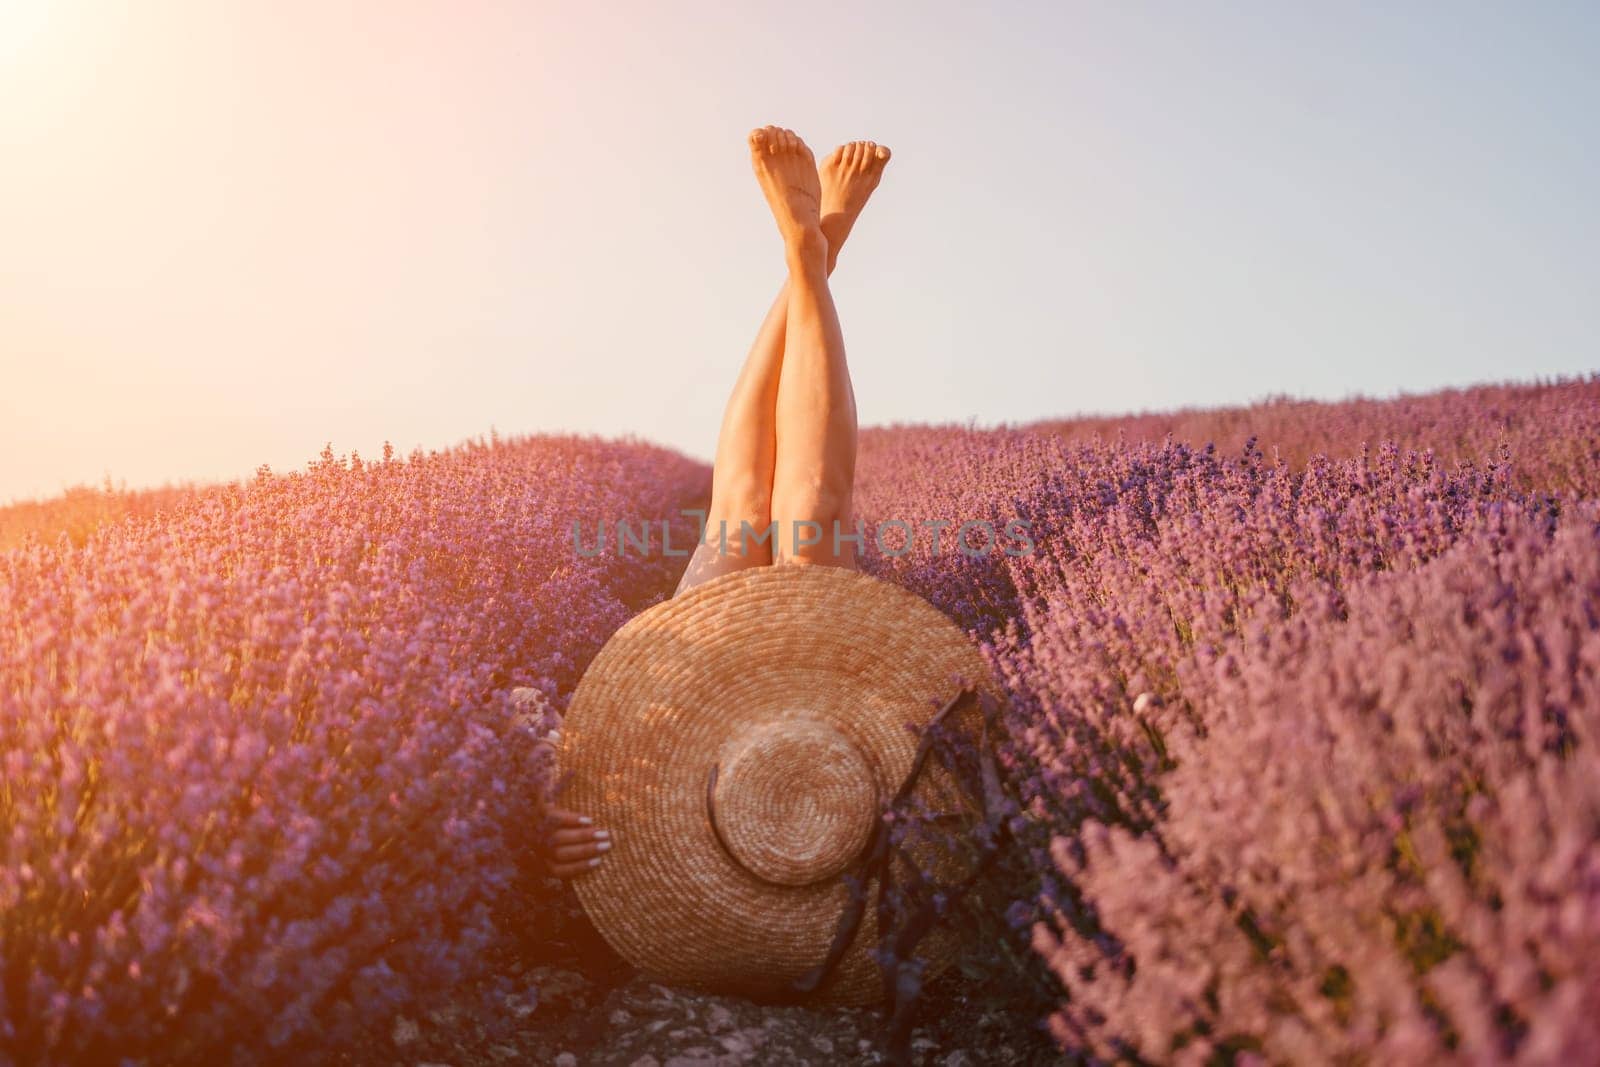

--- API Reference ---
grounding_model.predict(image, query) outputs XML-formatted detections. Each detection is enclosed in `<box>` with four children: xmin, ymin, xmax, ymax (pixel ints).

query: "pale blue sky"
<box><xmin>2</xmin><ymin>1</ymin><xmax>1596</xmax><ymax>502</ymax></box>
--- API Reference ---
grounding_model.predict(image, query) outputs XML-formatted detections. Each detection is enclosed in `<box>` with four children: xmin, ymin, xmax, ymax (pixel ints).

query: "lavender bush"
<box><xmin>1034</xmin><ymin>507</ymin><xmax>1600</xmax><ymax>1062</ymax></box>
<box><xmin>0</xmin><ymin>435</ymin><xmax>704</xmax><ymax>1064</ymax></box>
<box><xmin>852</xmin><ymin>386</ymin><xmax>1598</xmax><ymax>1061</ymax></box>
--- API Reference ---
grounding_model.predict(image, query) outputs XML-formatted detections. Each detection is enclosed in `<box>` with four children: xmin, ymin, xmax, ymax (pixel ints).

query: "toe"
<box><xmin>874</xmin><ymin>143</ymin><xmax>891</xmax><ymax>164</ymax></box>
<box><xmin>749</xmin><ymin>127</ymin><xmax>770</xmax><ymax>152</ymax></box>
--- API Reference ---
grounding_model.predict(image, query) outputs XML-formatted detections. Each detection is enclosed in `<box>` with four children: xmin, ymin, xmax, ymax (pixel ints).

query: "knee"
<box><xmin>771</xmin><ymin>478</ymin><xmax>850</xmax><ymax>528</ymax></box>
<box><xmin>770</xmin><ymin>492</ymin><xmax>857</xmax><ymax>563</ymax></box>
<box><xmin>708</xmin><ymin>472</ymin><xmax>771</xmax><ymax>532</ymax></box>
<box><xmin>706</xmin><ymin>479</ymin><xmax>776</xmax><ymax>564</ymax></box>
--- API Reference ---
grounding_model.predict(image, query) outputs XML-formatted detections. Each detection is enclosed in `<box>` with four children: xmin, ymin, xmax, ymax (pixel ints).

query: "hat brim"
<box><xmin>556</xmin><ymin>563</ymin><xmax>997</xmax><ymax>1004</ymax></box>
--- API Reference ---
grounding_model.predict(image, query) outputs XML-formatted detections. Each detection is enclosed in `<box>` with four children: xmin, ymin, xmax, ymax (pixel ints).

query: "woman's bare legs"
<box><xmin>557</xmin><ymin>131</ymin><xmax>890</xmax><ymax>879</ymax></box>
<box><xmin>675</xmin><ymin>135</ymin><xmax>890</xmax><ymax>594</ymax></box>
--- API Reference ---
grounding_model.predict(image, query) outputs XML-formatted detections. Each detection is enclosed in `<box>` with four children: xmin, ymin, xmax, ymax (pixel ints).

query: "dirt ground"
<box><xmin>370</xmin><ymin>889</ymin><xmax>1067</xmax><ymax>1067</ymax></box>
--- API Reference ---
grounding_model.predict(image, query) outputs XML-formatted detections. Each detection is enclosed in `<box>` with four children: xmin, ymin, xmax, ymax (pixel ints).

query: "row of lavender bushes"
<box><xmin>851</xmin><ymin>384</ymin><xmax>1600</xmax><ymax>1061</ymax></box>
<box><xmin>4</xmin><ymin>378</ymin><xmax>1597</xmax><ymax>1062</ymax></box>
<box><xmin>0</xmin><ymin>482</ymin><xmax>203</xmax><ymax>553</ymax></box>
<box><xmin>1028</xmin><ymin>373</ymin><xmax>1600</xmax><ymax>494</ymax></box>
<box><xmin>0</xmin><ymin>437</ymin><xmax>706</xmax><ymax>1063</ymax></box>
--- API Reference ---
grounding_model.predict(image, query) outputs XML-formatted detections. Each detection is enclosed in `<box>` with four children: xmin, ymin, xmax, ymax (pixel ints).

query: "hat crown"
<box><xmin>709</xmin><ymin>715</ymin><xmax>877</xmax><ymax>887</ymax></box>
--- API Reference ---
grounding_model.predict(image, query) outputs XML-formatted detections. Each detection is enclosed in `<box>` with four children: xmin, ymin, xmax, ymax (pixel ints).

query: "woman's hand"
<box><xmin>525</xmin><ymin>705</ymin><xmax>611</xmax><ymax>878</ymax></box>
<box><xmin>542</xmin><ymin>804</ymin><xmax>611</xmax><ymax>878</ymax></box>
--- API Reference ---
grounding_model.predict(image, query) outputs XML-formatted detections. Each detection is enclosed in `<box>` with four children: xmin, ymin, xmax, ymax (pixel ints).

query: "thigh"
<box><xmin>673</xmin><ymin>527</ymin><xmax>770</xmax><ymax>597</ymax></box>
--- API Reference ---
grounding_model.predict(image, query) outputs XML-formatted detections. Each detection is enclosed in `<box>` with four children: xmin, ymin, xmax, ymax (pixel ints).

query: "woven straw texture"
<box><xmin>557</xmin><ymin>563</ymin><xmax>997</xmax><ymax>1005</ymax></box>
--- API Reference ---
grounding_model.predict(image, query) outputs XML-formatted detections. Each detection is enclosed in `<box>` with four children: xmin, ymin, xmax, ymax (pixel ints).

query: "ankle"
<box><xmin>820</xmin><ymin>213</ymin><xmax>851</xmax><ymax>253</ymax></box>
<box><xmin>784</xmin><ymin>225</ymin><xmax>828</xmax><ymax>274</ymax></box>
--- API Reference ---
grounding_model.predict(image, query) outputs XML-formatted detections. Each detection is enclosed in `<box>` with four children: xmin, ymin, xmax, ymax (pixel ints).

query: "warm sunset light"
<box><xmin>0</xmin><ymin>0</ymin><xmax>55</xmax><ymax>67</ymax></box>
<box><xmin>2</xmin><ymin>4</ymin><xmax>1597</xmax><ymax>1065</ymax></box>
<box><xmin>3</xmin><ymin>3</ymin><xmax>1597</xmax><ymax>505</ymax></box>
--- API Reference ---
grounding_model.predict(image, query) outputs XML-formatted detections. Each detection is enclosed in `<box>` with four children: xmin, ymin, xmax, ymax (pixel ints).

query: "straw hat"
<box><xmin>555</xmin><ymin>563</ymin><xmax>998</xmax><ymax>1004</ymax></box>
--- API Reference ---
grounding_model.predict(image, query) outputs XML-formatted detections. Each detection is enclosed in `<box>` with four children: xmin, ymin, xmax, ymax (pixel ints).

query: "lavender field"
<box><xmin>3</xmin><ymin>377</ymin><xmax>1598</xmax><ymax>1065</ymax></box>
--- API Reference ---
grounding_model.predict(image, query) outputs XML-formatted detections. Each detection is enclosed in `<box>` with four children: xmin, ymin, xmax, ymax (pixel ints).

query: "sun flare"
<box><xmin>0</xmin><ymin>0</ymin><xmax>57</xmax><ymax>69</ymax></box>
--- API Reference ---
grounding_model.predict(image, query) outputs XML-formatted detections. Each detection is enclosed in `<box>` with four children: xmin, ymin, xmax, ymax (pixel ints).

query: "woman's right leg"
<box><xmin>770</xmin><ymin>227</ymin><xmax>856</xmax><ymax>568</ymax></box>
<box><xmin>756</xmin><ymin>130</ymin><xmax>873</xmax><ymax>568</ymax></box>
<box><xmin>675</xmin><ymin>136</ymin><xmax>890</xmax><ymax>594</ymax></box>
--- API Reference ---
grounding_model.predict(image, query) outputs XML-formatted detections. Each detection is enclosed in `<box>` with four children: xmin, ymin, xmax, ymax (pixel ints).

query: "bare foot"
<box><xmin>748</xmin><ymin>126</ymin><xmax>825</xmax><ymax>264</ymax></box>
<box><xmin>819</xmin><ymin>141</ymin><xmax>891</xmax><ymax>271</ymax></box>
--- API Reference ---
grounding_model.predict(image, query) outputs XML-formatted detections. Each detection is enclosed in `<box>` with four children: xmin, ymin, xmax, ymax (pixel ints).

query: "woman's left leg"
<box><xmin>672</xmin><ymin>285</ymin><xmax>789</xmax><ymax>595</ymax></box>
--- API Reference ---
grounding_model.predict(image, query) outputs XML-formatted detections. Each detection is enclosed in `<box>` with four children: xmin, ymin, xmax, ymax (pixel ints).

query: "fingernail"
<box><xmin>589</xmin><ymin>857</ymin><xmax>603</xmax><ymax>867</ymax></box>
<box><xmin>548</xmin><ymin>730</ymin><xmax>562</xmax><ymax>743</ymax></box>
<box><xmin>578</xmin><ymin>816</ymin><xmax>592</xmax><ymax>825</ymax></box>
<box><xmin>596</xmin><ymin>840</ymin><xmax>611</xmax><ymax>852</ymax></box>
<box><xmin>594</xmin><ymin>829</ymin><xmax>610</xmax><ymax>840</ymax></box>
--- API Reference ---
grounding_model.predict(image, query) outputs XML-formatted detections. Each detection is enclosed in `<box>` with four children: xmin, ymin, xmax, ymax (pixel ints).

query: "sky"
<box><xmin>1</xmin><ymin>1</ymin><xmax>1596</xmax><ymax>503</ymax></box>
